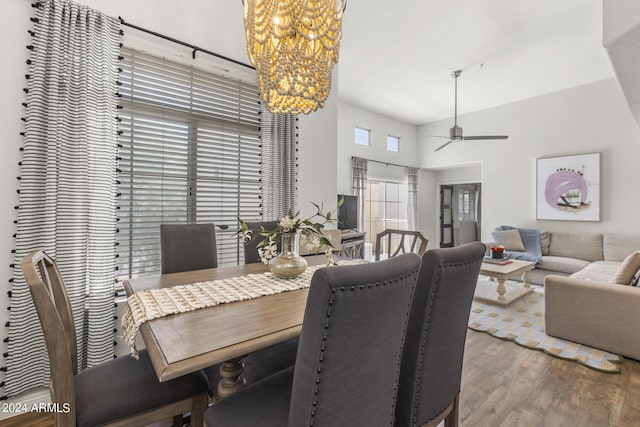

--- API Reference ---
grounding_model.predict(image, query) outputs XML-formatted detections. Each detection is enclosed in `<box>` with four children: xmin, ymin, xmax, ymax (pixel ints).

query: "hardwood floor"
<box><xmin>460</xmin><ymin>330</ymin><xmax>640</xmax><ymax>427</ymax></box>
<box><xmin>2</xmin><ymin>330</ymin><xmax>639</xmax><ymax>426</ymax></box>
<box><xmin>0</xmin><ymin>411</ymin><xmax>53</xmax><ymax>427</ymax></box>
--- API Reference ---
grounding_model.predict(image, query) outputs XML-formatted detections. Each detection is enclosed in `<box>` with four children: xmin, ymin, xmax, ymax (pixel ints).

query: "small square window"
<box><xmin>355</xmin><ymin>127</ymin><xmax>370</xmax><ymax>146</ymax></box>
<box><xmin>387</xmin><ymin>135</ymin><xmax>399</xmax><ymax>152</ymax></box>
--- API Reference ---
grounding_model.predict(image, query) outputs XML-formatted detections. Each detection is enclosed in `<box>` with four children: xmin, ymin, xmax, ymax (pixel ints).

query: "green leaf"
<box><xmin>320</xmin><ymin>237</ymin><xmax>333</xmax><ymax>247</ymax></box>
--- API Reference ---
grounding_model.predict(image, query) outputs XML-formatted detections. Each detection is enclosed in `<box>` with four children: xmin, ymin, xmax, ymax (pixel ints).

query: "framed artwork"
<box><xmin>536</xmin><ymin>153</ymin><xmax>601</xmax><ymax>221</ymax></box>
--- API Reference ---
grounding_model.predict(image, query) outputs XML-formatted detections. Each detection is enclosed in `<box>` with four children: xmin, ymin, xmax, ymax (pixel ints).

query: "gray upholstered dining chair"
<box><xmin>159</xmin><ymin>221</ymin><xmax>300</xmax><ymax>399</ymax></box>
<box><xmin>243</xmin><ymin>220</ymin><xmax>279</xmax><ymax>264</ymax></box>
<box><xmin>20</xmin><ymin>250</ymin><xmax>210</xmax><ymax>427</ymax></box>
<box><xmin>396</xmin><ymin>241</ymin><xmax>485</xmax><ymax>427</ymax></box>
<box><xmin>203</xmin><ymin>253</ymin><xmax>422</xmax><ymax>426</ymax></box>
<box><xmin>213</xmin><ymin>219</ymin><xmax>298</xmax><ymax>393</ymax></box>
<box><xmin>160</xmin><ymin>223</ymin><xmax>218</xmax><ymax>274</ymax></box>
<box><xmin>375</xmin><ymin>229</ymin><xmax>429</xmax><ymax>261</ymax></box>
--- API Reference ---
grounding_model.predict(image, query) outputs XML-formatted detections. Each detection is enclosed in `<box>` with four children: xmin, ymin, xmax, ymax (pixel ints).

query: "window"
<box><xmin>355</xmin><ymin>127</ymin><xmax>370</xmax><ymax>146</ymax></box>
<box><xmin>364</xmin><ymin>180</ymin><xmax>408</xmax><ymax>252</ymax></box>
<box><xmin>457</xmin><ymin>188</ymin><xmax>477</xmax><ymax>221</ymax></box>
<box><xmin>387</xmin><ymin>135</ymin><xmax>399</xmax><ymax>152</ymax></box>
<box><xmin>116</xmin><ymin>48</ymin><xmax>265</xmax><ymax>278</ymax></box>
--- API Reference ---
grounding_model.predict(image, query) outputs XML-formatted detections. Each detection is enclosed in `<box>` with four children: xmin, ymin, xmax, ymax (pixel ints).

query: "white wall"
<box><xmin>419</xmin><ymin>78</ymin><xmax>640</xmax><ymax>242</ymax></box>
<box><xmin>435</xmin><ymin>165</ymin><xmax>482</xmax><ymax>184</ymax></box>
<box><xmin>1</xmin><ymin>0</ymin><xmax>338</xmax><ymax>400</ymax></box>
<box><xmin>336</xmin><ymin>101</ymin><xmax>438</xmax><ymax>244</ymax></box>
<box><xmin>298</xmin><ymin>67</ymin><xmax>339</xmax><ymax>218</ymax></box>
<box><xmin>416</xmin><ymin>169</ymin><xmax>438</xmax><ymax>246</ymax></box>
<box><xmin>0</xmin><ymin>2</ymin><xmax>32</xmax><ymax>404</ymax></box>
<box><xmin>603</xmin><ymin>0</ymin><xmax>640</xmax><ymax>46</ymax></box>
<box><xmin>337</xmin><ymin>100</ymin><xmax>419</xmax><ymax>193</ymax></box>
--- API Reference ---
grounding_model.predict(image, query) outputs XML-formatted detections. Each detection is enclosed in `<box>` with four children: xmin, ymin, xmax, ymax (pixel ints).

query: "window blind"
<box><xmin>117</xmin><ymin>48</ymin><xmax>263</xmax><ymax>277</ymax></box>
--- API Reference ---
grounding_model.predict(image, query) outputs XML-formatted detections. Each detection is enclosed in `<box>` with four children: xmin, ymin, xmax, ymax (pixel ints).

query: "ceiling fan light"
<box><xmin>450</xmin><ymin>124</ymin><xmax>463</xmax><ymax>140</ymax></box>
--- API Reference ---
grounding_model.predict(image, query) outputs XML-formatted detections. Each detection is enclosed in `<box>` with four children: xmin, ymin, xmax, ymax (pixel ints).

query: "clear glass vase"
<box><xmin>269</xmin><ymin>232</ymin><xmax>308</xmax><ymax>279</ymax></box>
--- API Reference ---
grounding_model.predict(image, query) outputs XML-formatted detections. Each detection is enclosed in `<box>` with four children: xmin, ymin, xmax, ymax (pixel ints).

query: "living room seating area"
<box><xmin>490</xmin><ymin>226</ymin><xmax>640</xmax><ymax>361</ymax></box>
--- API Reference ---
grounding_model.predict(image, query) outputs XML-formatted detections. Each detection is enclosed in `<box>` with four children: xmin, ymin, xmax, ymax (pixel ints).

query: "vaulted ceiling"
<box><xmin>338</xmin><ymin>0</ymin><xmax>614</xmax><ymax>125</ymax></box>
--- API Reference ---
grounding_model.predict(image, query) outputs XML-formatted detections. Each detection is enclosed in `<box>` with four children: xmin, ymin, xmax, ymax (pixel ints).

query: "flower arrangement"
<box><xmin>490</xmin><ymin>245</ymin><xmax>505</xmax><ymax>259</ymax></box>
<box><xmin>236</xmin><ymin>200</ymin><xmax>342</xmax><ymax>264</ymax></box>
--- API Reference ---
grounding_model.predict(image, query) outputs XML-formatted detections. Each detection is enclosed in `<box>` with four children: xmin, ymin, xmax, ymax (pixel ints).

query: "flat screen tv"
<box><xmin>337</xmin><ymin>194</ymin><xmax>358</xmax><ymax>231</ymax></box>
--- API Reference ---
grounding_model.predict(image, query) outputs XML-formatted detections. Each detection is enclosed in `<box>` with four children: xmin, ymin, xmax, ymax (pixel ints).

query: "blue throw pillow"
<box><xmin>499</xmin><ymin>226</ymin><xmax>542</xmax><ymax>264</ymax></box>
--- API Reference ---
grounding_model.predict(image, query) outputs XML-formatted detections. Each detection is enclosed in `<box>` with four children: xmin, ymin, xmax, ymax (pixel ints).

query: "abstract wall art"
<box><xmin>536</xmin><ymin>153</ymin><xmax>601</xmax><ymax>221</ymax></box>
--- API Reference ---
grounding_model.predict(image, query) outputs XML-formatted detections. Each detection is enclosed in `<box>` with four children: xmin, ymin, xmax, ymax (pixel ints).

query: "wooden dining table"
<box><xmin>123</xmin><ymin>255</ymin><xmax>330</xmax><ymax>398</ymax></box>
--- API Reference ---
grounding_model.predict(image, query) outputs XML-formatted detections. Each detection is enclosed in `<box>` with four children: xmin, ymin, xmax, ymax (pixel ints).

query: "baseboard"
<box><xmin>0</xmin><ymin>387</ymin><xmax>50</xmax><ymax>420</ymax></box>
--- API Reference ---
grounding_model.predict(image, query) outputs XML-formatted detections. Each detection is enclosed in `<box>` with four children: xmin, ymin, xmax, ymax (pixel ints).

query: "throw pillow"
<box><xmin>609</xmin><ymin>251</ymin><xmax>640</xmax><ymax>285</ymax></box>
<box><xmin>491</xmin><ymin>229</ymin><xmax>526</xmax><ymax>252</ymax></box>
<box><xmin>539</xmin><ymin>230</ymin><xmax>551</xmax><ymax>256</ymax></box>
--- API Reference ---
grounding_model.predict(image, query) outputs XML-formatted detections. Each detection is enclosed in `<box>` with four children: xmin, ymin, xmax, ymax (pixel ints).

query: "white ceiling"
<box><xmin>337</xmin><ymin>0</ymin><xmax>614</xmax><ymax>125</ymax></box>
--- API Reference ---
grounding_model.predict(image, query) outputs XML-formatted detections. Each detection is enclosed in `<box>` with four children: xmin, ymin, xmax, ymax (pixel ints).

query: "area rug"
<box><xmin>468</xmin><ymin>292</ymin><xmax>623</xmax><ymax>373</ymax></box>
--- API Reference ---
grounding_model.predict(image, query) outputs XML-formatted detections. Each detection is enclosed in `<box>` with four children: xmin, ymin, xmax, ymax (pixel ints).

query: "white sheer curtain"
<box><xmin>6</xmin><ymin>0</ymin><xmax>121</xmax><ymax>397</ymax></box>
<box><xmin>351</xmin><ymin>157</ymin><xmax>368</xmax><ymax>232</ymax></box>
<box><xmin>407</xmin><ymin>167</ymin><xmax>419</xmax><ymax>231</ymax></box>
<box><xmin>261</xmin><ymin>111</ymin><xmax>299</xmax><ymax>220</ymax></box>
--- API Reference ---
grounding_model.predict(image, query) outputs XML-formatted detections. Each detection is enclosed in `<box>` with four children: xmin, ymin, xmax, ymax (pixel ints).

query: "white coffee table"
<box><xmin>474</xmin><ymin>259</ymin><xmax>535</xmax><ymax>306</ymax></box>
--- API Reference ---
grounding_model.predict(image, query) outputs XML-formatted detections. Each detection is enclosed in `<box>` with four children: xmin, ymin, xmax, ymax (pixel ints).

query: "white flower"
<box><xmin>258</xmin><ymin>235</ymin><xmax>278</xmax><ymax>264</ymax></box>
<box><xmin>279</xmin><ymin>215</ymin><xmax>301</xmax><ymax>232</ymax></box>
<box><xmin>324</xmin><ymin>247</ymin><xmax>337</xmax><ymax>265</ymax></box>
<box><xmin>240</xmin><ymin>229</ymin><xmax>253</xmax><ymax>243</ymax></box>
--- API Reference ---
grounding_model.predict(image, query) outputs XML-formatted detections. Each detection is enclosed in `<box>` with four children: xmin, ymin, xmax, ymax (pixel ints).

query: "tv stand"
<box><xmin>340</xmin><ymin>231</ymin><xmax>366</xmax><ymax>259</ymax></box>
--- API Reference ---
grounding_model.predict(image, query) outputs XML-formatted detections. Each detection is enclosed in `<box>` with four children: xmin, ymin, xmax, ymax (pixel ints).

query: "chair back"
<box><xmin>243</xmin><ymin>221</ymin><xmax>279</xmax><ymax>264</ymax></box>
<box><xmin>20</xmin><ymin>250</ymin><xmax>77</xmax><ymax>426</ymax></box>
<box><xmin>160</xmin><ymin>223</ymin><xmax>218</xmax><ymax>274</ymax></box>
<box><xmin>375</xmin><ymin>229</ymin><xmax>428</xmax><ymax>261</ymax></box>
<box><xmin>288</xmin><ymin>253</ymin><xmax>422</xmax><ymax>426</ymax></box>
<box><xmin>396</xmin><ymin>242</ymin><xmax>486</xmax><ymax>427</ymax></box>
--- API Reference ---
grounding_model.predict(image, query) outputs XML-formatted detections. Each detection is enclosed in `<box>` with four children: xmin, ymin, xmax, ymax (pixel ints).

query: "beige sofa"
<box><xmin>540</xmin><ymin>232</ymin><xmax>640</xmax><ymax>360</ymax></box>
<box><xmin>524</xmin><ymin>232</ymin><xmax>640</xmax><ymax>285</ymax></box>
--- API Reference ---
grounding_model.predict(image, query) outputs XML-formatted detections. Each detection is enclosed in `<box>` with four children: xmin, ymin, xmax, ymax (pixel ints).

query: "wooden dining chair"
<box><xmin>203</xmin><ymin>253</ymin><xmax>422</xmax><ymax>426</ymax></box>
<box><xmin>396</xmin><ymin>241</ymin><xmax>485</xmax><ymax>427</ymax></box>
<box><xmin>20</xmin><ymin>250</ymin><xmax>210</xmax><ymax>427</ymax></box>
<box><xmin>375</xmin><ymin>229</ymin><xmax>429</xmax><ymax>261</ymax></box>
<box><xmin>160</xmin><ymin>223</ymin><xmax>218</xmax><ymax>274</ymax></box>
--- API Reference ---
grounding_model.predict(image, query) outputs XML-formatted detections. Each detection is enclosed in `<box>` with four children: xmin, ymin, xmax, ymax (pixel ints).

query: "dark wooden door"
<box><xmin>440</xmin><ymin>185</ymin><xmax>454</xmax><ymax>248</ymax></box>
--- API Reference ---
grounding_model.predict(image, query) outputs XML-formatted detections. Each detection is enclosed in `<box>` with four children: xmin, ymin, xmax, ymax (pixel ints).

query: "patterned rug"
<box><xmin>468</xmin><ymin>292</ymin><xmax>623</xmax><ymax>373</ymax></box>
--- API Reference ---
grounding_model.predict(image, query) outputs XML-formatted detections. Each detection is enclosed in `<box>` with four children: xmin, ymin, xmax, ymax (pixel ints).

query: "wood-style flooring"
<box><xmin>461</xmin><ymin>331</ymin><xmax>640</xmax><ymax>426</ymax></box>
<box><xmin>2</xmin><ymin>330</ymin><xmax>639</xmax><ymax>427</ymax></box>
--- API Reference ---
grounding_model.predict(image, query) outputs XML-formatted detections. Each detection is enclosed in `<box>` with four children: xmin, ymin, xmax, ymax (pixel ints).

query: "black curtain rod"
<box><xmin>118</xmin><ymin>17</ymin><xmax>255</xmax><ymax>70</ymax></box>
<box><xmin>352</xmin><ymin>156</ymin><xmax>414</xmax><ymax>170</ymax></box>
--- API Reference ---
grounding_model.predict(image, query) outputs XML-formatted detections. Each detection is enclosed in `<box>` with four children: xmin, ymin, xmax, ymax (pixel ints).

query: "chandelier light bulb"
<box><xmin>243</xmin><ymin>0</ymin><xmax>345</xmax><ymax>115</ymax></box>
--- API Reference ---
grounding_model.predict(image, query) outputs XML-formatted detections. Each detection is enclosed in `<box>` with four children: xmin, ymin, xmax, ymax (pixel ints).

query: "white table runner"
<box><xmin>122</xmin><ymin>260</ymin><xmax>362</xmax><ymax>358</ymax></box>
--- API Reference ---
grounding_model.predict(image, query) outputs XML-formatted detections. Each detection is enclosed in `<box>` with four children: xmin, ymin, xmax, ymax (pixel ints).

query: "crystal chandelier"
<box><xmin>243</xmin><ymin>0</ymin><xmax>345</xmax><ymax>115</ymax></box>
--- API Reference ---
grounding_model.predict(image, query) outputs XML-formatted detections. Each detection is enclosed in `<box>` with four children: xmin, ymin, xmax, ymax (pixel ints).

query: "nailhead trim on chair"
<box><xmin>411</xmin><ymin>258</ymin><xmax>483</xmax><ymax>426</ymax></box>
<box><xmin>309</xmin><ymin>269</ymin><xmax>420</xmax><ymax>427</ymax></box>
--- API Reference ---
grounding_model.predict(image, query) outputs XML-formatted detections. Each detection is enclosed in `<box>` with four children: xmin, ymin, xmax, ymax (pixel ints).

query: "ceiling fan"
<box><xmin>432</xmin><ymin>70</ymin><xmax>508</xmax><ymax>152</ymax></box>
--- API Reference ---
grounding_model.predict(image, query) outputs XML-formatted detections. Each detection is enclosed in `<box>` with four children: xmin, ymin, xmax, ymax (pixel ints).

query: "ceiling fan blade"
<box><xmin>426</xmin><ymin>135</ymin><xmax>451</xmax><ymax>139</ymax></box>
<box><xmin>434</xmin><ymin>140</ymin><xmax>454</xmax><ymax>152</ymax></box>
<box><xmin>461</xmin><ymin>135</ymin><xmax>509</xmax><ymax>140</ymax></box>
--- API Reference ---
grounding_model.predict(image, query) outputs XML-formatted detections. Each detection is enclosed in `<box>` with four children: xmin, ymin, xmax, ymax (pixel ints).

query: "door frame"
<box><xmin>435</xmin><ymin>180</ymin><xmax>482</xmax><ymax>249</ymax></box>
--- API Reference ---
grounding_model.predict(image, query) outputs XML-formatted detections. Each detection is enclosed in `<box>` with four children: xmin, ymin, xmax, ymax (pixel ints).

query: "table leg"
<box><xmin>216</xmin><ymin>355</ymin><xmax>247</xmax><ymax>399</ymax></box>
<box><xmin>522</xmin><ymin>271</ymin><xmax>531</xmax><ymax>288</ymax></box>
<box><xmin>496</xmin><ymin>278</ymin><xmax>507</xmax><ymax>299</ymax></box>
